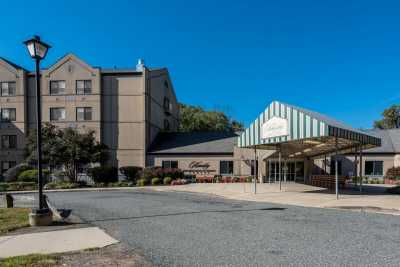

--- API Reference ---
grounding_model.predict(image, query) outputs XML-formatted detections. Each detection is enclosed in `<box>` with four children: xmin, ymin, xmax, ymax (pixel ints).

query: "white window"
<box><xmin>76</xmin><ymin>80</ymin><xmax>92</xmax><ymax>95</ymax></box>
<box><xmin>50</xmin><ymin>80</ymin><xmax>66</xmax><ymax>95</ymax></box>
<box><xmin>0</xmin><ymin>108</ymin><xmax>16</xmax><ymax>121</ymax></box>
<box><xmin>1</xmin><ymin>82</ymin><xmax>16</xmax><ymax>96</ymax></box>
<box><xmin>50</xmin><ymin>108</ymin><xmax>66</xmax><ymax>121</ymax></box>
<box><xmin>365</xmin><ymin>161</ymin><xmax>383</xmax><ymax>176</ymax></box>
<box><xmin>76</xmin><ymin>107</ymin><xmax>92</xmax><ymax>121</ymax></box>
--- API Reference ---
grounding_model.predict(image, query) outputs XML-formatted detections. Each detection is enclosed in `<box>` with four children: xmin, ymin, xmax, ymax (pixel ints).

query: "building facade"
<box><xmin>0</xmin><ymin>54</ymin><xmax>179</xmax><ymax>174</ymax></box>
<box><xmin>149</xmin><ymin>101</ymin><xmax>400</xmax><ymax>182</ymax></box>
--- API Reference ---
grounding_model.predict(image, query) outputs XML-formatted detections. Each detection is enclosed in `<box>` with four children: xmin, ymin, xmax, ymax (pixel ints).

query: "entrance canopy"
<box><xmin>238</xmin><ymin>101</ymin><xmax>381</xmax><ymax>158</ymax></box>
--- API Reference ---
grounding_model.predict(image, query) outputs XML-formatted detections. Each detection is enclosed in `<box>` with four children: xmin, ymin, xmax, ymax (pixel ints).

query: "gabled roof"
<box><xmin>0</xmin><ymin>57</ymin><xmax>27</xmax><ymax>72</ymax></box>
<box><xmin>149</xmin><ymin>132</ymin><xmax>239</xmax><ymax>154</ymax></box>
<box><xmin>44</xmin><ymin>53</ymin><xmax>97</xmax><ymax>76</ymax></box>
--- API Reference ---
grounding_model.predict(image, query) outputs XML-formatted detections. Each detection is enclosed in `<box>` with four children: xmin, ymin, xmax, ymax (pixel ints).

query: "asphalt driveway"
<box><xmin>49</xmin><ymin>189</ymin><xmax>400</xmax><ymax>266</ymax></box>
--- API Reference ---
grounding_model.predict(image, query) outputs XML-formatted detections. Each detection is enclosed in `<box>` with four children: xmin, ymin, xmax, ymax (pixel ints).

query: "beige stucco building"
<box><xmin>0</xmin><ymin>54</ymin><xmax>178</xmax><ymax>174</ymax></box>
<box><xmin>1</xmin><ymin>56</ymin><xmax>399</xmax><ymax>183</ymax></box>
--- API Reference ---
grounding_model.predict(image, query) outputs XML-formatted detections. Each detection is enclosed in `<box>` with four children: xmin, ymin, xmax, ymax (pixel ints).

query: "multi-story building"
<box><xmin>0</xmin><ymin>54</ymin><xmax>179</xmax><ymax>174</ymax></box>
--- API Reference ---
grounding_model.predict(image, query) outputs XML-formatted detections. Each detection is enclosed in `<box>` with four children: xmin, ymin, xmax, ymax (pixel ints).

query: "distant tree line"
<box><xmin>178</xmin><ymin>103</ymin><xmax>244</xmax><ymax>132</ymax></box>
<box><xmin>374</xmin><ymin>105</ymin><xmax>400</xmax><ymax>129</ymax></box>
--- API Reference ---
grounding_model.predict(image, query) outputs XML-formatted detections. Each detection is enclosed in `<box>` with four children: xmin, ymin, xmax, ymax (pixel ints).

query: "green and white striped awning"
<box><xmin>238</xmin><ymin>101</ymin><xmax>381</xmax><ymax>157</ymax></box>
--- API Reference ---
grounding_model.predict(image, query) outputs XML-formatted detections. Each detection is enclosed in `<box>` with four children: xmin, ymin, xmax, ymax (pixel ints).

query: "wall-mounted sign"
<box><xmin>189</xmin><ymin>161</ymin><xmax>210</xmax><ymax>170</ymax></box>
<box><xmin>261</xmin><ymin>116</ymin><xmax>289</xmax><ymax>139</ymax></box>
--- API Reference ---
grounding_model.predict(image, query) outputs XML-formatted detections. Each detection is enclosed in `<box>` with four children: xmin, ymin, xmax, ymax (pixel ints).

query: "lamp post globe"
<box><xmin>23</xmin><ymin>35</ymin><xmax>51</xmax><ymax>60</ymax></box>
<box><xmin>23</xmin><ymin>36</ymin><xmax>52</xmax><ymax>226</ymax></box>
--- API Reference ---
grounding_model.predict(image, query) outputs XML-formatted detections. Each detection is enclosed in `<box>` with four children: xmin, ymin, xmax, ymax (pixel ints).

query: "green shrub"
<box><xmin>44</xmin><ymin>181</ymin><xmax>80</xmax><ymax>190</ymax></box>
<box><xmin>245</xmin><ymin>176</ymin><xmax>253</xmax><ymax>183</ymax></box>
<box><xmin>151</xmin><ymin>177</ymin><xmax>161</xmax><ymax>185</ymax></box>
<box><xmin>88</xmin><ymin>166</ymin><xmax>118</xmax><ymax>184</ymax></box>
<box><xmin>0</xmin><ymin>183</ymin><xmax>9</xmax><ymax>191</ymax></box>
<box><xmin>3</xmin><ymin>163</ymin><xmax>34</xmax><ymax>182</ymax></box>
<box><xmin>108</xmin><ymin>181</ymin><xmax>133</xmax><ymax>187</ymax></box>
<box><xmin>136</xmin><ymin>178</ymin><xmax>147</xmax><ymax>187</ymax></box>
<box><xmin>163</xmin><ymin>177</ymin><xmax>173</xmax><ymax>185</ymax></box>
<box><xmin>0</xmin><ymin>182</ymin><xmax>37</xmax><ymax>191</ymax></box>
<box><xmin>17</xmin><ymin>169</ymin><xmax>50</xmax><ymax>183</ymax></box>
<box><xmin>119</xmin><ymin>166</ymin><xmax>142</xmax><ymax>182</ymax></box>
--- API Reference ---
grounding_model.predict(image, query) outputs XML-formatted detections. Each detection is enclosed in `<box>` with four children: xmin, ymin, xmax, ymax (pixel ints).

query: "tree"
<box><xmin>374</xmin><ymin>105</ymin><xmax>400</xmax><ymax>129</ymax></box>
<box><xmin>25</xmin><ymin>123</ymin><xmax>109</xmax><ymax>182</ymax></box>
<box><xmin>179</xmin><ymin>103</ymin><xmax>244</xmax><ymax>132</ymax></box>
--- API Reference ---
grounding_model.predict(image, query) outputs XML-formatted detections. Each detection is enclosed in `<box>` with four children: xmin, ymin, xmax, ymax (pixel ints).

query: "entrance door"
<box><xmin>267</xmin><ymin>160</ymin><xmax>305</xmax><ymax>182</ymax></box>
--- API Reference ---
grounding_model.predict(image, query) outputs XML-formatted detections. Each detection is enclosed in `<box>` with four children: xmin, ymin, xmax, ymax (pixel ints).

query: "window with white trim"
<box><xmin>50</xmin><ymin>108</ymin><xmax>66</xmax><ymax>121</ymax></box>
<box><xmin>1</xmin><ymin>82</ymin><xmax>16</xmax><ymax>96</ymax></box>
<box><xmin>76</xmin><ymin>80</ymin><xmax>92</xmax><ymax>95</ymax></box>
<box><xmin>365</xmin><ymin>161</ymin><xmax>383</xmax><ymax>176</ymax></box>
<box><xmin>0</xmin><ymin>108</ymin><xmax>16</xmax><ymax>122</ymax></box>
<box><xmin>50</xmin><ymin>80</ymin><xmax>66</xmax><ymax>95</ymax></box>
<box><xmin>76</xmin><ymin>107</ymin><xmax>92</xmax><ymax>121</ymax></box>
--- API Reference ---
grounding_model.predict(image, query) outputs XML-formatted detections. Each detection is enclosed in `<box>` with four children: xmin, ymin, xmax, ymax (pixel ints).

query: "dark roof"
<box><xmin>363</xmin><ymin>129</ymin><xmax>400</xmax><ymax>153</ymax></box>
<box><xmin>100</xmin><ymin>68</ymin><xmax>142</xmax><ymax>74</ymax></box>
<box><xmin>148</xmin><ymin>132</ymin><xmax>239</xmax><ymax>154</ymax></box>
<box><xmin>0</xmin><ymin>57</ymin><xmax>27</xmax><ymax>71</ymax></box>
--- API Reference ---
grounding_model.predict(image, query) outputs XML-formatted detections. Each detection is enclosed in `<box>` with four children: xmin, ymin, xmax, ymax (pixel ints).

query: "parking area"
<box><xmin>47</xmin><ymin>189</ymin><xmax>400</xmax><ymax>266</ymax></box>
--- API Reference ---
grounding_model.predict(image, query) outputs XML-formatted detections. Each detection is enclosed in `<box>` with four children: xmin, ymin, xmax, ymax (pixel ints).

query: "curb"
<box><xmin>0</xmin><ymin>186</ymin><xmax>145</xmax><ymax>195</ymax></box>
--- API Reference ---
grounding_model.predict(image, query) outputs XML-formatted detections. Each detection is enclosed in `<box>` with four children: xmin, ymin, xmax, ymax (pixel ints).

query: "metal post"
<box><xmin>284</xmin><ymin>159</ymin><xmax>287</xmax><ymax>182</ymax></box>
<box><xmin>354</xmin><ymin>146</ymin><xmax>358</xmax><ymax>187</ymax></box>
<box><xmin>279</xmin><ymin>148</ymin><xmax>282</xmax><ymax>191</ymax></box>
<box><xmin>254</xmin><ymin>147</ymin><xmax>257</xmax><ymax>194</ymax></box>
<box><xmin>335</xmin><ymin>137</ymin><xmax>339</xmax><ymax>200</ymax></box>
<box><xmin>268</xmin><ymin>160</ymin><xmax>271</xmax><ymax>183</ymax></box>
<box><xmin>274</xmin><ymin>161</ymin><xmax>277</xmax><ymax>182</ymax></box>
<box><xmin>35</xmin><ymin>58</ymin><xmax>44</xmax><ymax>210</ymax></box>
<box><xmin>359</xmin><ymin>145</ymin><xmax>363</xmax><ymax>193</ymax></box>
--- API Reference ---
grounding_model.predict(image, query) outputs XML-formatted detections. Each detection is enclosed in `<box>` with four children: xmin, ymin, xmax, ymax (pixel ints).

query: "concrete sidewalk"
<box><xmin>153</xmin><ymin>183</ymin><xmax>400</xmax><ymax>215</ymax></box>
<box><xmin>0</xmin><ymin>227</ymin><xmax>118</xmax><ymax>258</ymax></box>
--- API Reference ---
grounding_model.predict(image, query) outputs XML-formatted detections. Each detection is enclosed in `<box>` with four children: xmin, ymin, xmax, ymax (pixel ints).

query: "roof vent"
<box><xmin>136</xmin><ymin>59</ymin><xmax>145</xmax><ymax>71</ymax></box>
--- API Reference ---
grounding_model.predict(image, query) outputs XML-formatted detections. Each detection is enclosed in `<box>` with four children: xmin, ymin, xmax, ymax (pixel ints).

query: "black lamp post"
<box><xmin>23</xmin><ymin>36</ymin><xmax>51</xmax><ymax>212</ymax></box>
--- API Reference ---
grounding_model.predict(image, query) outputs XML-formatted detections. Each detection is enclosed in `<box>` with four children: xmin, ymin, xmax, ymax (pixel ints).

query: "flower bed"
<box><xmin>171</xmin><ymin>179</ymin><xmax>188</xmax><ymax>186</ymax></box>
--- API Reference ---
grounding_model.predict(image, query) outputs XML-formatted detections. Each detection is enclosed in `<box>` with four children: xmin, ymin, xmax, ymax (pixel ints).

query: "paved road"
<box><xmin>48</xmin><ymin>189</ymin><xmax>400</xmax><ymax>267</ymax></box>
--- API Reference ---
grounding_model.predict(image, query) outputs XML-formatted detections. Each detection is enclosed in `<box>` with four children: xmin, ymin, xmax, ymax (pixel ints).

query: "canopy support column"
<box><xmin>359</xmin><ymin>145</ymin><xmax>363</xmax><ymax>193</ymax></box>
<box><xmin>354</xmin><ymin>146</ymin><xmax>358</xmax><ymax>187</ymax></box>
<box><xmin>279</xmin><ymin>146</ymin><xmax>282</xmax><ymax>191</ymax></box>
<box><xmin>268</xmin><ymin>160</ymin><xmax>271</xmax><ymax>183</ymax></box>
<box><xmin>254</xmin><ymin>146</ymin><xmax>257</xmax><ymax>194</ymax></box>
<box><xmin>335</xmin><ymin>137</ymin><xmax>339</xmax><ymax>200</ymax></box>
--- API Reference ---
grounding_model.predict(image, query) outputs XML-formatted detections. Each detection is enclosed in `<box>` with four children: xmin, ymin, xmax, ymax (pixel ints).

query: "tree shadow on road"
<box><xmin>84</xmin><ymin>207</ymin><xmax>287</xmax><ymax>223</ymax></box>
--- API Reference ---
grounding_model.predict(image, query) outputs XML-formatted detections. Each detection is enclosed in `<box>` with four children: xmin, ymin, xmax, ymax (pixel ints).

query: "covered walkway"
<box><xmin>238</xmin><ymin>101</ymin><xmax>381</xmax><ymax>198</ymax></box>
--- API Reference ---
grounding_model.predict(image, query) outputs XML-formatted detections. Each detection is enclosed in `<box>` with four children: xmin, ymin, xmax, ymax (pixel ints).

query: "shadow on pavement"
<box><xmin>85</xmin><ymin>207</ymin><xmax>287</xmax><ymax>223</ymax></box>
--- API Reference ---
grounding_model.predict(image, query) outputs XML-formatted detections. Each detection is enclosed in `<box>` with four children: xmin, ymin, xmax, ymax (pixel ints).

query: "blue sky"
<box><xmin>2</xmin><ymin>0</ymin><xmax>399</xmax><ymax>129</ymax></box>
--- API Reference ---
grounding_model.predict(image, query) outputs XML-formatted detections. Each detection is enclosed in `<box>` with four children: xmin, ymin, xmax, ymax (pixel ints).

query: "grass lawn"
<box><xmin>0</xmin><ymin>208</ymin><xmax>30</xmax><ymax>235</ymax></box>
<box><xmin>0</xmin><ymin>254</ymin><xmax>59</xmax><ymax>267</ymax></box>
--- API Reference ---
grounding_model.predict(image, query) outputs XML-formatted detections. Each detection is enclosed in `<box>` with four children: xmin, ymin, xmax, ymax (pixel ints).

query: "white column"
<box><xmin>335</xmin><ymin>137</ymin><xmax>339</xmax><ymax>200</ymax></box>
